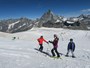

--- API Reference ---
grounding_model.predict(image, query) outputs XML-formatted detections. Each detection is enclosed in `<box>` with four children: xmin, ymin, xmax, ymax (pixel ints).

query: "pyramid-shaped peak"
<box><xmin>41</xmin><ymin>10</ymin><xmax>54</xmax><ymax>19</ymax></box>
<box><xmin>40</xmin><ymin>9</ymin><xmax>63</xmax><ymax>21</ymax></box>
<box><xmin>46</xmin><ymin>9</ymin><xmax>54</xmax><ymax>15</ymax></box>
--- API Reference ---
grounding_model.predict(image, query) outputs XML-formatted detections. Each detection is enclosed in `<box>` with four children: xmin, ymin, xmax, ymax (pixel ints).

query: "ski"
<box><xmin>50</xmin><ymin>56</ymin><xmax>62</xmax><ymax>60</ymax></box>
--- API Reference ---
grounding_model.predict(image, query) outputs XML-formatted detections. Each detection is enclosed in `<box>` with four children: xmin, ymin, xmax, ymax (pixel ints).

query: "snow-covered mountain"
<box><xmin>0</xmin><ymin>27</ymin><xmax>90</xmax><ymax>68</ymax></box>
<box><xmin>78</xmin><ymin>14</ymin><xmax>90</xmax><ymax>29</ymax></box>
<box><xmin>37</xmin><ymin>10</ymin><xmax>63</xmax><ymax>28</ymax></box>
<box><xmin>35</xmin><ymin>10</ymin><xmax>90</xmax><ymax>30</ymax></box>
<box><xmin>0</xmin><ymin>17</ymin><xmax>34</xmax><ymax>33</ymax></box>
<box><xmin>63</xmin><ymin>14</ymin><xmax>90</xmax><ymax>30</ymax></box>
<box><xmin>0</xmin><ymin>10</ymin><xmax>90</xmax><ymax>33</ymax></box>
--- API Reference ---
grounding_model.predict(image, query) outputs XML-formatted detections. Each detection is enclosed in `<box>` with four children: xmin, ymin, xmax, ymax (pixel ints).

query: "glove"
<box><xmin>49</xmin><ymin>41</ymin><xmax>51</xmax><ymax>42</ymax></box>
<box><xmin>49</xmin><ymin>41</ymin><xmax>52</xmax><ymax>43</ymax></box>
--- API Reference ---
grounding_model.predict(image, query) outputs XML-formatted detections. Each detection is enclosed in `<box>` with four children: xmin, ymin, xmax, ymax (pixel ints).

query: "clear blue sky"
<box><xmin>0</xmin><ymin>0</ymin><xmax>90</xmax><ymax>19</ymax></box>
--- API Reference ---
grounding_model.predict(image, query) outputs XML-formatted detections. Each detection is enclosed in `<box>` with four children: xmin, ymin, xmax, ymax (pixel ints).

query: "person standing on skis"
<box><xmin>49</xmin><ymin>34</ymin><xmax>60</xmax><ymax>58</ymax></box>
<box><xmin>37</xmin><ymin>36</ymin><xmax>48</xmax><ymax>52</ymax></box>
<box><xmin>65</xmin><ymin>38</ymin><xmax>75</xmax><ymax>58</ymax></box>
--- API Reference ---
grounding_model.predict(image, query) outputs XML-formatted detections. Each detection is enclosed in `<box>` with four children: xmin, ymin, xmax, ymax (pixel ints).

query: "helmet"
<box><xmin>70</xmin><ymin>38</ymin><xmax>73</xmax><ymax>41</ymax></box>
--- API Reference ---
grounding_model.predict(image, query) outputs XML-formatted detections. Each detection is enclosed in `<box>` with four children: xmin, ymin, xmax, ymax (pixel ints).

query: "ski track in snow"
<box><xmin>0</xmin><ymin>27</ymin><xmax>90</xmax><ymax>68</ymax></box>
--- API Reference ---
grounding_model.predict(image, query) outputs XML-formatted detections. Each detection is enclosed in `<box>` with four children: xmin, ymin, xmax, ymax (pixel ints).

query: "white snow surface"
<box><xmin>63</xmin><ymin>18</ymin><xmax>67</xmax><ymax>21</ymax></box>
<box><xmin>87</xmin><ymin>27</ymin><xmax>90</xmax><ymax>29</ymax></box>
<box><xmin>72</xmin><ymin>18</ymin><xmax>79</xmax><ymax>22</ymax></box>
<box><xmin>0</xmin><ymin>27</ymin><xmax>90</xmax><ymax>68</ymax></box>
<box><xmin>67</xmin><ymin>21</ymin><xmax>75</xmax><ymax>24</ymax></box>
<box><xmin>55</xmin><ymin>20</ymin><xmax>60</xmax><ymax>23</ymax></box>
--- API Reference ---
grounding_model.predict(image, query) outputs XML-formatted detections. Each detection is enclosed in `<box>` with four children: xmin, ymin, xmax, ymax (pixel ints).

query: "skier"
<box><xmin>12</xmin><ymin>37</ymin><xmax>16</xmax><ymax>40</ymax></box>
<box><xmin>37</xmin><ymin>36</ymin><xmax>48</xmax><ymax>52</ymax></box>
<box><xmin>65</xmin><ymin>38</ymin><xmax>75</xmax><ymax>58</ymax></box>
<box><xmin>49</xmin><ymin>34</ymin><xmax>60</xmax><ymax>58</ymax></box>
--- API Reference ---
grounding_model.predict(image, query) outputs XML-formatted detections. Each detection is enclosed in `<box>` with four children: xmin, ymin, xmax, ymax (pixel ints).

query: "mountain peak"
<box><xmin>47</xmin><ymin>9</ymin><xmax>53</xmax><ymax>14</ymax></box>
<box><xmin>43</xmin><ymin>9</ymin><xmax>54</xmax><ymax>17</ymax></box>
<box><xmin>40</xmin><ymin>10</ymin><xmax>59</xmax><ymax>21</ymax></box>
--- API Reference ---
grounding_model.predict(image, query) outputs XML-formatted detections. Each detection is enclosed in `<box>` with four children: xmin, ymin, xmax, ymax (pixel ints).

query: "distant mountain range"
<box><xmin>0</xmin><ymin>17</ymin><xmax>34</xmax><ymax>33</ymax></box>
<box><xmin>0</xmin><ymin>10</ymin><xmax>90</xmax><ymax>33</ymax></box>
<box><xmin>35</xmin><ymin>10</ymin><xmax>90</xmax><ymax>30</ymax></box>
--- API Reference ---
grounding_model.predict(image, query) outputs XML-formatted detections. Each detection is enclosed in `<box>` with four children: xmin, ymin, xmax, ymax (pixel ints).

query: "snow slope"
<box><xmin>8</xmin><ymin>21</ymin><xmax>20</xmax><ymax>29</ymax></box>
<box><xmin>0</xmin><ymin>27</ymin><xmax>90</xmax><ymax>68</ymax></box>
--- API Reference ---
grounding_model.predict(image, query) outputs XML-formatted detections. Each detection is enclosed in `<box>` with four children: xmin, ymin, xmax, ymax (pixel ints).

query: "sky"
<box><xmin>0</xmin><ymin>0</ymin><xmax>90</xmax><ymax>20</ymax></box>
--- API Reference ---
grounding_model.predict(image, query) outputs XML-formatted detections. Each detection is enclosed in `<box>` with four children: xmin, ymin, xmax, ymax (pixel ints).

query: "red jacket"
<box><xmin>37</xmin><ymin>38</ymin><xmax>47</xmax><ymax>44</ymax></box>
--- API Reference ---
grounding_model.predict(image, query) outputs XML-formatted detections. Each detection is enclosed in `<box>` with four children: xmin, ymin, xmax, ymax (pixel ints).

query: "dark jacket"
<box><xmin>68</xmin><ymin>42</ymin><xmax>75</xmax><ymax>51</ymax></box>
<box><xmin>49</xmin><ymin>37</ymin><xmax>59</xmax><ymax>48</ymax></box>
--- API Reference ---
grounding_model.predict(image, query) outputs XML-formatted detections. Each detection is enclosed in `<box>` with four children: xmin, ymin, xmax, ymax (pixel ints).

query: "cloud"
<box><xmin>81</xmin><ymin>9</ymin><xmax>90</xmax><ymax>12</ymax></box>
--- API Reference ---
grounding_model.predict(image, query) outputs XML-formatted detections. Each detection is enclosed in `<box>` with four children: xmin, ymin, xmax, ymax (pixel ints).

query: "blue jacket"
<box><xmin>68</xmin><ymin>42</ymin><xmax>75</xmax><ymax>51</ymax></box>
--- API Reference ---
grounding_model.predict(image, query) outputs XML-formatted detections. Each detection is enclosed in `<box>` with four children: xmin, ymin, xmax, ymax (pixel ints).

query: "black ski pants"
<box><xmin>39</xmin><ymin>44</ymin><xmax>43</xmax><ymax>51</ymax></box>
<box><xmin>51</xmin><ymin>48</ymin><xmax>60</xmax><ymax>57</ymax></box>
